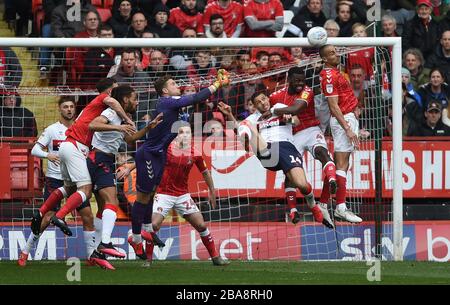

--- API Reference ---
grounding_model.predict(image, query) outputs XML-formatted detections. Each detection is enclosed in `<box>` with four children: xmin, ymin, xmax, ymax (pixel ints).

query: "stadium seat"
<box><xmin>91</xmin><ymin>0</ymin><xmax>103</xmax><ymax>7</ymax></box>
<box><xmin>276</xmin><ymin>10</ymin><xmax>294</xmax><ymax>38</ymax></box>
<box><xmin>97</xmin><ymin>8</ymin><xmax>112</xmax><ymax>23</ymax></box>
<box><xmin>10</xmin><ymin>150</ymin><xmax>41</xmax><ymax>193</ymax></box>
<box><xmin>32</xmin><ymin>0</ymin><xmax>43</xmax><ymax>14</ymax></box>
<box><xmin>103</xmin><ymin>0</ymin><xmax>114</xmax><ymax>9</ymax></box>
<box><xmin>34</xmin><ymin>10</ymin><xmax>45</xmax><ymax>36</ymax></box>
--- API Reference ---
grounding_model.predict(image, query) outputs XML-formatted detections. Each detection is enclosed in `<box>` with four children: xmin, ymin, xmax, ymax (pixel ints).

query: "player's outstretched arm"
<box><xmin>124</xmin><ymin>113</ymin><xmax>163</xmax><ymax>145</ymax></box>
<box><xmin>89</xmin><ymin>115</ymin><xmax>136</xmax><ymax>135</ymax></box>
<box><xmin>327</xmin><ymin>96</ymin><xmax>359</xmax><ymax>148</ymax></box>
<box><xmin>272</xmin><ymin>99</ymin><xmax>307</xmax><ymax>116</ymax></box>
<box><xmin>103</xmin><ymin>96</ymin><xmax>135</xmax><ymax>127</ymax></box>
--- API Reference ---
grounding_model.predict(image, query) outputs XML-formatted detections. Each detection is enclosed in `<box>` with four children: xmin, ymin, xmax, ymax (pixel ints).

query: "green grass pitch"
<box><xmin>1</xmin><ymin>261</ymin><xmax>449</xmax><ymax>285</ymax></box>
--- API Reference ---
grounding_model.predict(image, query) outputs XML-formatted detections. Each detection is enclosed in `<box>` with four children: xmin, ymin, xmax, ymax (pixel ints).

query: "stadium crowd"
<box><xmin>1</xmin><ymin>0</ymin><xmax>450</xmax><ymax>138</ymax></box>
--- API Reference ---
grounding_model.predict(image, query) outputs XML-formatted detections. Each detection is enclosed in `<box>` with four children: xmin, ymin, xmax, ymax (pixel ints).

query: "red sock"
<box><xmin>145</xmin><ymin>241</ymin><xmax>154</xmax><ymax>263</ymax></box>
<box><xmin>336</xmin><ymin>171</ymin><xmax>347</xmax><ymax>204</ymax></box>
<box><xmin>39</xmin><ymin>188</ymin><xmax>64</xmax><ymax>216</ymax></box>
<box><xmin>56</xmin><ymin>191</ymin><xmax>86</xmax><ymax>219</ymax></box>
<box><xmin>285</xmin><ymin>188</ymin><xmax>297</xmax><ymax>210</ymax></box>
<box><xmin>200</xmin><ymin>229</ymin><xmax>219</xmax><ymax>258</ymax></box>
<box><xmin>323</xmin><ymin>161</ymin><xmax>336</xmax><ymax>182</ymax></box>
<box><xmin>320</xmin><ymin>179</ymin><xmax>330</xmax><ymax>204</ymax></box>
<box><xmin>96</xmin><ymin>210</ymin><xmax>102</xmax><ymax>219</ymax></box>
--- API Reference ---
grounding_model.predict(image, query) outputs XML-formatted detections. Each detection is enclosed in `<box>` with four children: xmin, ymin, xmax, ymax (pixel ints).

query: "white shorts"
<box><xmin>153</xmin><ymin>193</ymin><xmax>200</xmax><ymax>218</ymax></box>
<box><xmin>330</xmin><ymin>112</ymin><xmax>359</xmax><ymax>152</ymax></box>
<box><xmin>59</xmin><ymin>141</ymin><xmax>91</xmax><ymax>188</ymax></box>
<box><xmin>293</xmin><ymin>126</ymin><xmax>328</xmax><ymax>158</ymax></box>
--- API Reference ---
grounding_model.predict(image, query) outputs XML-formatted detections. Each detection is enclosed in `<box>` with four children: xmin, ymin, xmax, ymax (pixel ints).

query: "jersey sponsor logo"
<box><xmin>301</xmin><ymin>91</ymin><xmax>309</xmax><ymax>100</ymax></box>
<box><xmin>326</xmin><ymin>84</ymin><xmax>333</xmax><ymax>94</ymax></box>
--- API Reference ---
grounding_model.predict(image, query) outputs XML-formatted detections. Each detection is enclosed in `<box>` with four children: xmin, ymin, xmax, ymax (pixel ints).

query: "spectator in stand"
<box><xmin>203</xmin><ymin>0</ymin><xmax>244</xmax><ymax>37</ymax></box>
<box><xmin>334</xmin><ymin>0</ymin><xmax>367</xmax><ymax>37</ymax></box>
<box><xmin>346</xmin><ymin>23</ymin><xmax>374</xmax><ymax>78</ymax></box>
<box><xmin>108</xmin><ymin>0</ymin><xmax>136</xmax><ymax>38</ymax></box>
<box><xmin>0</xmin><ymin>47</ymin><xmax>23</xmax><ymax>88</ymax></box>
<box><xmin>127</xmin><ymin>12</ymin><xmax>149</xmax><ymax>38</ymax></box>
<box><xmin>144</xmin><ymin>49</ymin><xmax>169</xmax><ymax>81</ymax></box>
<box><xmin>67</xmin><ymin>10</ymin><xmax>101</xmax><ymax>86</ymax></box>
<box><xmin>4</xmin><ymin>0</ymin><xmax>31</xmax><ymax>37</ymax></box>
<box><xmin>380</xmin><ymin>0</ymin><xmax>415</xmax><ymax>35</ymax></box>
<box><xmin>263</xmin><ymin>52</ymin><xmax>285</xmax><ymax>93</ymax></box>
<box><xmin>255</xmin><ymin>50</ymin><xmax>270</xmax><ymax>71</ymax></box>
<box><xmin>38</xmin><ymin>0</ymin><xmax>66</xmax><ymax>79</ymax></box>
<box><xmin>110</xmin><ymin>49</ymin><xmax>151</xmax><ymax>120</ymax></box>
<box><xmin>287</xmin><ymin>47</ymin><xmax>307</xmax><ymax>64</ymax></box>
<box><xmin>425</xmin><ymin>30</ymin><xmax>450</xmax><ymax>84</ymax></box>
<box><xmin>418</xmin><ymin>68</ymin><xmax>450</xmax><ymax>108</ymax></box>
<box><xmin>323</xmin><ymin>19</ymin><xmax>340</xmax><ymax>37</ymax></box>
<box><xmin>187</xmin><ymin>49</ymin><xmax>218</xmax><ymax>81</ymax></box>
<box><xmin>381</xmin><ymin>14</ymin><xmax>399</xmax><ymax>37</ymax></box>
<box><xmin>205</xmin><ymin>14</ymin><xmax>227</xmax><ymax>38</ymax></box>
<box><xmin>169</xmin><ymin>0</ymin><xmax>205</xmax><ymax>36</ymax></box>
<box><xmin>81</xmin><ymin>25</ymin><xmax>117</xmax><ymax>89</ymax></box>
<box><xmin>148</xmin><ymin>3</ymin><xmax>181</xmax><ymax>38</ymax></box>
<box><xmin>284</xmin><ymin>0</ymin><xmax>327</xmax><ymax>38</ymax></box>
<box><xmin>234</xmin><ymin>49</ymin><xmax>251</xmax><ymax>73</ymax></box>
<box><xmin>402</xmin><ymin>66</ymin><xmax>423</xmax><ymax>106</ymax></box>
<box><xmin>0</xmin><ymin>90</ymin><xmax>37</xmax><ymax>138</ymax></box>
<box><xmin>442</xmin><ymin>102</ymin><xmax>450</xmax><ymax>128</ymax></box>
<box><xmin>51</xmin><ymin>0</ymin><xmax>98</xmax><ymax>38</ymax></box>
<box><xmin>295</xmin><ymin>0</ymin><xmax>337</xmax><ymax>19</ymax></box>
<box><xmin>402</xmin><ymin>0</ymin><xmax>440</xmax><ymax>62</ymax></box>
<box><xmin>227</xmin><ymin>62</ymin><xmax>266</xmax><ymax>119</ymax></box>
<box><xmin>168</xmin><ymin>28</ymin><xmax>197</xmax><ymax>78</ymax></box>
<box><xmin>441</xmin><ymin>9</ymin><xmax>450</xmax><ymax>32</ymax></box>
<box><xmin>403</xmin><ymin>48</ymin><xmax>430</xmax><ymax>89</ymax></box>
<box><xmin>407</xmin><ymin>101</ymin><xmax>450</xmax><ymax>136</ymax></box>
<box><xmin>138</xmin><ymin>30</ymin><xmax>158</xmax><ymax>70</ymax></box>
<box><xmin>243</xmin><ymin>0</ymin><xmax>284</xmax><ymax>37</ymax></box>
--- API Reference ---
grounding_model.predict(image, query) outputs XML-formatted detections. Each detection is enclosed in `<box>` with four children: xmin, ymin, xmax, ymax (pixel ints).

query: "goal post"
<box><xmin>0</xmin><ymin>36</ymin><xmax>403</xmax><ymax>261</ymax></box>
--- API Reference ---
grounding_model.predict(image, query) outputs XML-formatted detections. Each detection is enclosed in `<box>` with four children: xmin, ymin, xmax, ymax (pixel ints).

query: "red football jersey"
<box><xmin>345</xmin><ymin>47</ymin><xmax>374</xmax><ymax>77</ymax></box>
<box><xmin>269</xmin><ymin>85</ymin><xmax>320</xmax><ymax>133</ymax></box>
<box><xmin>65</xmin><ymin>93</ymin><xmax>109</xmax><ymax>147</ymax></box>
<box><xmin>320</xmin><ymin>67</ymin><xmax>358</xmax><ymax>115</ymax></box>
<box><xmin>157</xmin><ymin>143</ymin><xmax>208</xmax><ymax>197</ymax></box>
<box><xmin>243</xmin><ymin>0</ymin><xmax>283</xmax><ymax>37</ymax></box>
<box><xmin>169</xmin><ymin>7</ymin><xmax>204</xmax><ymax>35</ymax></box>
<box><xmin>203</xmin><ymin>1</ymin><xmax>244</xmax><ymax>37</ymax></box>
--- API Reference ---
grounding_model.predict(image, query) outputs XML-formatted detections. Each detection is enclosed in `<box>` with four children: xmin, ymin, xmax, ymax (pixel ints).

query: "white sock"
<box><xmin>102</xmin><ymin>208</ymin><xmax>117</xmax><ymax>244</ymax></box>
<box><xmin>83</xmin><ymin>230</ymin><xmax>96</xmax><ymax>258</ymax></box>
<box><xmin>290</xmin><ymin>208</ymin><xmax>298</xmax><ymax>213</ymax></box>
<box><xmin>132</xmin><ymin>234</ymin><xmax>142</xmax><ymax>244</ymax></box>
<box><xmin>23</xmin><ymin>232</ymin><xmax>41</xmax><ymax>254</ymax></box>
<box><xmin>199</xmin><ymin>228</ymin><xmax>210</xmax><ymax>237</ymax></box>
<box><xmin>305</xmin><ymin>192</ymin><xmax>316</xmax><ymax>209</ymax></box>
<box><xmin>94</xmin><ymin>217</ymin><xmax>102</xmax><ymax>248</ymax></box>
<box><xmin>337</xmin><ymin>203</ymin><xmax>347</xmax><ymax>213</ymax></box>
<box><xmin>142</xmin><ymin>223</ymin><xmax>153</xmax><ymax>233</ymax></box>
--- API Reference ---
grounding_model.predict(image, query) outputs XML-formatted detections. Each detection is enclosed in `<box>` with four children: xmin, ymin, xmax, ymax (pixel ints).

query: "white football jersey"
<box><xmin>92</xmin><ymin>108</ymin><xmax>125</xmax><ymax>154</ymax></box>
<box><xmin>244</xmin><ymin>103</ymin><xmax>294</xmax><ymax>143</ymax></box>
<box><xmin>36</xmin><ymin>122</ymin><xmax>68</xmax><ymax>180</ymax></box>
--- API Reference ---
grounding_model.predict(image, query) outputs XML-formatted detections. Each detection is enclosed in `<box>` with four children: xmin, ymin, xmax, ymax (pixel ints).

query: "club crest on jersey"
<box><xmin>326</xmin><ymin>84</ymin><xmax>333</xmax><ymax>94</ymax></box>
<box><xmin>301</xmin><ymin>91</ymin><xmax>309</xmax><ymax>100</ymax></box>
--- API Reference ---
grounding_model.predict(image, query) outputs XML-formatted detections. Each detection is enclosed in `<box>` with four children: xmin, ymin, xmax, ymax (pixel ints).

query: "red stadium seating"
<box><xmin>91</xmin><ymin>0</ymin><xmax>103</xmax><ymax>7</ymax></box>
<box><xmin>103</xmin><ymin>0</ymin><xmax>114</xmax><ymax>9</ymax></box>
<box><xmin>97</xmin><ymin>8</ymin><xmax>112</xmax><ymax>23</ymax></box>
<box><xmin>32</xmin><ymin>0</ymin><xmax>43</xmax><ymax>13</ymax></box>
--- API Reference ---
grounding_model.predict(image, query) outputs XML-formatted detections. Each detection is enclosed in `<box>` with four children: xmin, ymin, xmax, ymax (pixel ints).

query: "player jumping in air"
<box><xmin>218</xmin><ymin>94</ymin><xmax>333</xmax><ymax>229</ymax></box>
<box><xmin>87</xmin><ymin>85</ymin><xmax>163</xmax><ymax>269</ymax></box>
<box><xmin>18</xmin><ymin>97</ymin><xmax>92</xmax><ymax>267</ymax></box>
<box><xmin>144</xmin><ymin>124</ymin><xmax>229</xmax><ymax>266</ymax></box>
<box><xmin>30</xmin><ymin>78</ymin><xmax>136</xmax><ymax>264</ymax></box>
<box><xmin>270</xmin><ymin>66</ymin><xmax>336</xmax><ymax>226</ymax></box>
<box><xmin>319</xmin><ymin>44</ymin><xmax>362</xmax><ymax>223</ymax></box>
<box><xmin>128</xmin><ymin>70</ymin><xmax>230</xmax><ymax>260</ymax></box>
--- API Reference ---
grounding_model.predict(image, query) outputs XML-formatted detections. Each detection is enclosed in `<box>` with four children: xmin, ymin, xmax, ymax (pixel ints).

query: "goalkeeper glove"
<box><xmin>213</xmin><ymin>69</ymin><xmax>230</xmax><ymax>90</ymax></box>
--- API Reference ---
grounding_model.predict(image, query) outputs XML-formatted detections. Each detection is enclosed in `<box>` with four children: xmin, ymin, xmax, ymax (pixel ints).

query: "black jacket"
<box><xmin>425</xmin><ymin>45</ymin><xmax>450</xmax><ymax>84</ymax></box>
<box><xmin>148</xmin><ymin>22</ymin><xmax>181</xmax><ymax>38</ymax></box>
<box><xmin>402</xmin><ymin>15</ymin><xmax>440</xmax><ymax>61</ymax></box>
<box><xmin>407</xmin><ymin>119</ymin><xmax>450</xmax><ymax>137</ymax></box>
<box><xmin>417</xmin><ymin>82</ymin><xmax>450</xmax><ymax>109</ymax></box>
<box><xmin>284</xmin><ymin>5</ymin><xmax>327</xmax><ymax>38</ymax></box>
<box><xmin>81</xmin><ymin>48</ymin><xmax>116</xmax><ymax>89</ymax></box>
<box><xmin>108</xmin><ymin>13</ymin><xmax>133</xmax><ymax>38</ymax></box>
<box><xmin>0</xmin><ymin>95</ymin><xmax>37</xmax><ymax>138</ymax></box>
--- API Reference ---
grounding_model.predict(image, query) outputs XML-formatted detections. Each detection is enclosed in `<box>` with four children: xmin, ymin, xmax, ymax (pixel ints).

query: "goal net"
<box><xmin>0</xmin><ymin>35</ymin><xmax>403</xmax><ymax>262</ymax></box>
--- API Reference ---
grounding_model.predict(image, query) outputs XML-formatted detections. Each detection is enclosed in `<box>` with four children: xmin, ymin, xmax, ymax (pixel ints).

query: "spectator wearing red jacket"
<box><xmin>243</xmin><ymin>0</ymin><xmax>284</xmax><ymax>37</ymax></box>
<box><xmin>169</xmin><ymin>0</ymin><xmax>205</xmax><ymax>36</ymax></box>
<box><xmin>203</xmin><ymin>0</ymin><xmax>244</xmax><ymax>37</ymax></box>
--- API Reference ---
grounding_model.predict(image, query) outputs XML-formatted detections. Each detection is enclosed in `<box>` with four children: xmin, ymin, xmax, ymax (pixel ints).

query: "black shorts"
<box><xmin>87</xmin><ymin>150</ymin><xmax>116</xmax><ymax>192</ymax></box>
<box><xmin>257</xmin><ymin>141</ymin><xmax>303</xmax><ymax>173</ymax></box>
<box><xmin>43</xmin><ymin>177</ymin><xmax>90</xmax><ymax>212</ymax></box>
